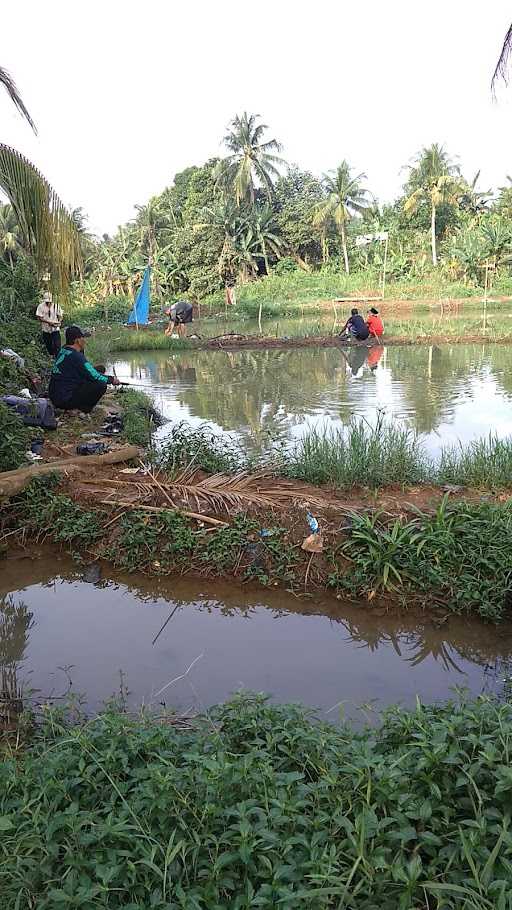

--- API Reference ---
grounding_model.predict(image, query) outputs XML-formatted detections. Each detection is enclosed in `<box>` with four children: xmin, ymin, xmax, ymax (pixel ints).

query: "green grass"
<box><xmin>108</xmin><ymin>327</ymin><xmax>196</xmax><ymax>352</ymax></box>
<box><xmin>202</xmin><ymin>267</ymin><xmax>507</xmax><ymax>312</ymax></box>
<box><xmin>283</xmin><ymin>418</ymin><xmax>429</xmax><ymax>488</ymax></box>
<box><xmin>285</xmin><ymin>422</ymin><xmax>512</xmax><ymax>491</ymax></box>
<box><xmin>3</xmin><ymin>692</ymin><xmax>512</xmax><ymax>908</ymax></box>
<box><xmin>438</xmin><ymin>434</ymin><xmax>512</xmax><ymax>488</ymax></box>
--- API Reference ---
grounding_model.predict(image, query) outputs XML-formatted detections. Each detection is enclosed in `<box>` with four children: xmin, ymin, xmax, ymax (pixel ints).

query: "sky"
<box><xmin>2</xmin><ymin>1</ymin><xmax>512</xmax><ymax>236</ymax></box>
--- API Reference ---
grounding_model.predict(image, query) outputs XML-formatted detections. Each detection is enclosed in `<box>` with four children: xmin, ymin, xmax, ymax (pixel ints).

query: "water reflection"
<box><xmin>113</xmin><ymin>343</ymin><xmax>512</xmax><ymax>456</ymax></box>
<box><xmin>2</xmin><ymin>557</ymin><xmax>511</xmax><ymax>718</ymax></box>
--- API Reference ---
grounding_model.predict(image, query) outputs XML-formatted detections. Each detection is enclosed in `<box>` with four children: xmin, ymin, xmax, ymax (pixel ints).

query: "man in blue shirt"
<box><xmin>48</xmin><ymin>326</ymin><xmax>120</xmax><ymax>414</ymax></box>
<box><xmin>340</xmin><ymin>308</ymin><xmax>370</xmax><ymax>341</ymax></box>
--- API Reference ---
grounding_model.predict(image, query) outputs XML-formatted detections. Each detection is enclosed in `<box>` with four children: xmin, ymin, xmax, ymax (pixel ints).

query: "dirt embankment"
<box><xmin>197</xmin><ymin>332</ymin><xmax>512</xmax><ymax>352</ymax></box>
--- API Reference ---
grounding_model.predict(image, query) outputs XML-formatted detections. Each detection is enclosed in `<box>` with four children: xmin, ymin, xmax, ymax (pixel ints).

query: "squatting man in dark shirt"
<box><xmin>48</xmin><ymin>325</ymin><xmax>121</xmax><ymax>416</ymax></box>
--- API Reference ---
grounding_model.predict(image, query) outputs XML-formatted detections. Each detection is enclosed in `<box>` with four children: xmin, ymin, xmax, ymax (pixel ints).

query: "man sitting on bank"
<box><xmin>340</xmin><ymin>308</ymin><xmax>370</xmax><ymax>341</ymax></box>
<box><xmin>48</xmin><ymin>325</ymin><xmax>120</xmax><ymax>414</ymax></box>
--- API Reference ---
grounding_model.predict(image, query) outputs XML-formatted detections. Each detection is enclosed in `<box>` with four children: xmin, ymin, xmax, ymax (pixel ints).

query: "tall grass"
<box><xmin>2</xmin><ymin>692</ymin><xmax>512</xmax><ymax>907</ymax></box>
<box><xmin>284</xmin><ymin>417</ymin><xmax>430</xmax><ymax>487</ymax></box>
<box><xmin>438</xmin><ymin>434</ymin><xmax>512</xmax><ymax>488</ymax></box>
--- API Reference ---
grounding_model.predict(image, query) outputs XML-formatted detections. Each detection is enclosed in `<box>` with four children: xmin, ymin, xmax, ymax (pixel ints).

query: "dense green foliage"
<box><xmin>57</xmin><ymin>120</ymin><xmax>512</xmax><ymax>312</ymax></box>
<box><xmin>2</xmin><ymin>693</ymin><xmax>512</xmax><ymax>908</ymax></box>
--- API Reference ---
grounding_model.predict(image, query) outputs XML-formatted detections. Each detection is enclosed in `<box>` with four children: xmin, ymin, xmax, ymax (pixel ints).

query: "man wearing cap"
<box><xmin>36</xmin><ymin>289</ymin><xmax>63</xmax><ymax>357</ymax></box>
<box><xmin>48</xmin><ymin>326</ymin><xmax>120</xmax><ymax>415</ymax></box>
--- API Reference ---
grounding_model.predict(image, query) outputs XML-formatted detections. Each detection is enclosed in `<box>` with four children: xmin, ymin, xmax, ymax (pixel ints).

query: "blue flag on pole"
<box><xmin>127</xmin><ymin>267</ymin><xmax>150</xmax><ymax>325</ymax></box>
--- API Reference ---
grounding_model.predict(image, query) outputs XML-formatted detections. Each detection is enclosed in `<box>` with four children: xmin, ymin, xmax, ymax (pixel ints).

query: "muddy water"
<box><xmin>2</xmin><ymin>554</ymin><xmax>510</xmax><ymax>719</ymax></box>
<box><xmin>112</xmin><ymin>343</ymin><xmax>512</xmax><ymax>457</ymax></box>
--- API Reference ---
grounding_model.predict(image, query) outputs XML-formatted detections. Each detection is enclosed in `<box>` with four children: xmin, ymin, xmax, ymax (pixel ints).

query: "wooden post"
<box><xmin>381</xmin><ymin>235</ymin><xmax>389</xmax><ymax>299</ymax></box>
<box><xmin>483</xmin><ymin>260</ymin><xmax>489</xmax><ymax>331</ymax></box>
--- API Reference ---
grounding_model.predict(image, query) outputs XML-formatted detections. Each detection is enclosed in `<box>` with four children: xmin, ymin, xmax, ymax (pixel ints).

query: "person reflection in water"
<box><xmin>367</xmin><ymin>345</ymin><xmax>384</xmax><ymax>372</ymax></box>
<box><xmin>347</xmin><ymin>346</ymin><xmax>368</xmax><ymax>378</ymax></box>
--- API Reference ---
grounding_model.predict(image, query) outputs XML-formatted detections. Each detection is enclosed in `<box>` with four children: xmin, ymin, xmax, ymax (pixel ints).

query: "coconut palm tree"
<box><xmin>215</xmin><ymin>112</ymin><xmax>285</xmax><ymax>205</ymax></box>
<box><xmin>0</xmin><ymin>66</ymin><xmax>81</xmax><ymax>294</ymax></box>
<box><xmin>314</xmin><ymin>161</ymin><xmax>371</xmax><ymax>274</ymax></box>
<box><xmin>404</xmin><ymin>144</ymin><xmax>462</xmax><ymax>267</ymax></box>
<box><xmin>458</xmin><ymin>170</ymin><xmax>492</xmax><ymax>217</ymax></box>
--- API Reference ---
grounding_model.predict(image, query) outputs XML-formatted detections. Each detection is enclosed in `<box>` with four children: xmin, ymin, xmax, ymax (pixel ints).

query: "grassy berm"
<box><xmin>1</xmin><ymin>693</ymin><xmax>512</xmax><ymax>908</ymax></box>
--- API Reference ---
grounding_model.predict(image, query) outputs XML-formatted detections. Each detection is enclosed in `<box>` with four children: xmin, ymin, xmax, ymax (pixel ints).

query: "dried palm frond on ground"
<box><xmin>76</xmin><ymin>466</ymin><xmax>343</xmax><ymax>517</ymax></box>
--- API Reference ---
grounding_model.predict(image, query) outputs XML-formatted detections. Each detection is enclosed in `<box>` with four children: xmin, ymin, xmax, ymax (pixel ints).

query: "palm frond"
<box><xmin>0</xmin><ymin>66</ymin><xmax>36</xmax><ymax>133</ymax></box>
<box><xmin>492</xmin><ymin>24</ymin><xmax>512</xmax><ymax>92</ymax></box>
<box><xmin>0</xmin><ymin>144</ymin><xmax>82</xmax><ymax>294</ymax></box>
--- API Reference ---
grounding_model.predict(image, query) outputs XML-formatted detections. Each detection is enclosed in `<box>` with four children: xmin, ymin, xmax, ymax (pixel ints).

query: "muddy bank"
<box><xmin>2</xmin><ymin>460</ymin><xmax>512</xmax><ymax>621</ymax></box>
<box><xmin>187</xmin><ymin>332</ymin><xmax>512</xmax><ymax>352</ymax></box>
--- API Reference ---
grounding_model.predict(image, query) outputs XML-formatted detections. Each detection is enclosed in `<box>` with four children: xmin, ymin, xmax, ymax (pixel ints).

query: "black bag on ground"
<box><xmin>1</xmin><ymin>395</ymin><xmax>58</xmax><ymax>430</ymax></box>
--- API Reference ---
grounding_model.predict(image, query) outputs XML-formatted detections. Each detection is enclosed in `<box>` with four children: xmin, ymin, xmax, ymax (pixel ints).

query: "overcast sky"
<box><xmin>2</xmin><ymin>1</ymin><xmax>512</xmax><ymax>236</ymax></box>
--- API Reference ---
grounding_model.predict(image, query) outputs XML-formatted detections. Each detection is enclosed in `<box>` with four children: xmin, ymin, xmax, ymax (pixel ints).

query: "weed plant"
<box><xmin>0</xmin><ymin>403</ymin><xmax>38</xmax><ymax>471</ymax></box>
<box><xmin>329</xmin><ymin>497</ymin><xmax>512</xmax><ymax>620</ymax></box>
<box><xmin>16</xmin><ymin>476</ymin><xmax>102</xmax><ymax>547</ymax></box>
<box><xmin>2</xmin><ymin>692</ymin><xmax>512</xmax><ymax>908</ymax></box>
<box><xmin>117</xmin><ymin>388</ymin><xmax>162</xmax><ymax>447</ymax></box>
<box><xmin>157</xmin><ymin>422</ymin><xmax>247</xmax><ymax>474</ymax></box>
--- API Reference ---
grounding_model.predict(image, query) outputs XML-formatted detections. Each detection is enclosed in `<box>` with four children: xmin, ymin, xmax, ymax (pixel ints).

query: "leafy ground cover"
<box><xmin>2</xmin><ymin>692</ymin><xmax>512</xmax><ymax>909</ymax></box>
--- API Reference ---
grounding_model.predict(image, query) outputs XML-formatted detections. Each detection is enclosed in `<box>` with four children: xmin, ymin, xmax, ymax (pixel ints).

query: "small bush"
<box><xmin>330</xmin><ymin>497</ymin><xmax>512</xmax><ymax>620</ymax></box>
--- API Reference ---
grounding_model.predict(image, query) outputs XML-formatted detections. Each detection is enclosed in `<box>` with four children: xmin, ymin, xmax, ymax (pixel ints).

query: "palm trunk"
<box><xmin>262</xmin><ymin>239</ymin><xmax>270</xmax><ymax>276</ymax></box>
<box><xmin>341</xmin><ymin>224</ymin><xmax>349</xmax><ymax>274</ymax></box>
<box><xmin>431</xmin><ymin>203</ymin><xmax>437</xmax><ymax>267</ymax></box>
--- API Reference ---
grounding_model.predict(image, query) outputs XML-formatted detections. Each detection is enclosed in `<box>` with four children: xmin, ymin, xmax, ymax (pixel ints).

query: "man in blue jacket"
<box><xmin>48</xmin><ymin>326</ymin><xmax>120</xmax><ymax>414</ymax></box>
<box><xmin>340</xmin><ymin>308</ymin><xmax>370</xmax><ymax>341</ymax></box>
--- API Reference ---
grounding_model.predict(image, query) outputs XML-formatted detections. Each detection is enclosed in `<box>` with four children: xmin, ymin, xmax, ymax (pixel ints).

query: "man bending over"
<box><xmin>340</xmin><ymin>308</ymin><xmax>370</xmax><ymax>341</ymax></box>
<box><xmin>48</xmin><ymin>326</ymin><xmax>120</xmax><ymax>415</ymax></box>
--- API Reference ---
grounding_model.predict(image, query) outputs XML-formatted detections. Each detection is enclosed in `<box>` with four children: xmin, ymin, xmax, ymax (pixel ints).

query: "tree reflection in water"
<box><xmin>116</xmin><ymin>342</ymin><xmax>512</xmax><ymax>454</ymax></box>
<box><xmin>0</xmin><ymin>596</ymin><xmax>34</xmax><ymax>731</ymax></box>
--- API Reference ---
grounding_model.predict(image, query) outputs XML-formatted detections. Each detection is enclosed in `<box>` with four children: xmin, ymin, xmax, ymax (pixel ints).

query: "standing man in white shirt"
<box><xmin>36</xmin><ymin>289</ymin><xmax>63</xmax><ymax>357</ymax></box>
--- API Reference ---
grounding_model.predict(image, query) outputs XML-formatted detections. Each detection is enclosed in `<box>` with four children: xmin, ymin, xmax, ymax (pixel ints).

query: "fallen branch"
<box><xmin>0</xmin><ymin>446</ymin><xmax>142</xmax><ymax>500</ymax></box>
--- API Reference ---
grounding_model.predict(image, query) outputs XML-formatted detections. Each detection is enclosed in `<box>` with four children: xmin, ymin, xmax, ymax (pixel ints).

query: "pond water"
<box><xmin>112</xmin><ymin>343</ymin><xmax>512</xmax><ymax>457</ymax></box>
<box><xmin>2</xmin><ymin>555</ymin><xmax>510</xmax><ymax>720</ymax></box>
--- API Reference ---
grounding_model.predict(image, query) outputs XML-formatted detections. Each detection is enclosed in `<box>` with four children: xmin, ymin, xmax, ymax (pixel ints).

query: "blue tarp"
<box><xmin>127</xmin><ymin>267</ymin><xmax>150</xmax><ymax>325</ymax></box>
